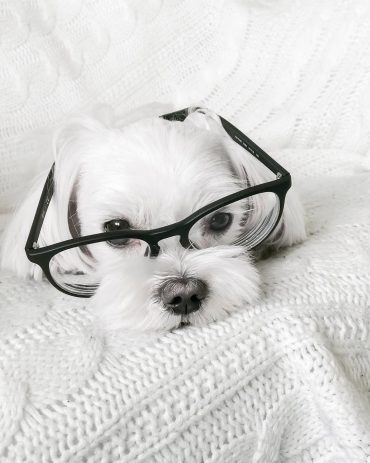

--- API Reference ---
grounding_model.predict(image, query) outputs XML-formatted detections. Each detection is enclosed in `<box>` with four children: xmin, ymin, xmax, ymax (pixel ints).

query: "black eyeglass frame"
<box><xmin>25</xmin><ymin>107</ymin><xmax>291</xmax><ymax>298</ymax></box>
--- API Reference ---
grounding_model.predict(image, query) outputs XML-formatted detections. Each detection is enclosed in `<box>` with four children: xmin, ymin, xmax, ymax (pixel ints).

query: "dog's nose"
<box><xmin>159</xmin><ymin>278</ymin><xmax>208</xmax><ymax>315</ymax></box>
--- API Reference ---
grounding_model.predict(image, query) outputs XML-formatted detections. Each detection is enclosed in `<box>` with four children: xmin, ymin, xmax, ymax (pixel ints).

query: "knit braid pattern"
<box><xmin>0</xmin><ymin>0</ymin><xmax>370</xmax><ymax>461</ymax></box>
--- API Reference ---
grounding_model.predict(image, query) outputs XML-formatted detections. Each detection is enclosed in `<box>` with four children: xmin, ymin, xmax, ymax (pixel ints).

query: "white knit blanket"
<box><xmin>1</xmin><ymin>1</ymin><xmax>370</xmax><ymax>462</ymax></box>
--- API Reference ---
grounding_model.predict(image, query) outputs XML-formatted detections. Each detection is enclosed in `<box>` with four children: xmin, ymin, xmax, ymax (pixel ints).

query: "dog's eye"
<box><xmin>104</xmin><ymin>219</ymin><xmax>130</xmax><ymax>232</ymax></box>
<box><xmin>104</xmin><ymin>219</ymin><xmax>131</xmax><ymax>246</ymax></box>
<box><xmin>208</xmin><ymin>212</ymin><xmax>232</xmax><ymax>232</ymax></box>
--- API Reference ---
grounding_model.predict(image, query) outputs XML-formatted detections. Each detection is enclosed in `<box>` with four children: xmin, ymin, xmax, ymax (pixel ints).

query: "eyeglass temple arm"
<box><xmin>161</xmin><ymin>108</ymin><xmax>289</xmax><ymax>178</ymax></box>
<box><xmin>25</xmin><ymin>163</ymin><xmax>55</xmax><ymax>251</ymax></box>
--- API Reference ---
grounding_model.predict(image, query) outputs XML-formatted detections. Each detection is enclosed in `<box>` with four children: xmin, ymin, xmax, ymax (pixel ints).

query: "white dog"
<box><xmin>0</xmin><ymin>107</ymin><xmax>306</xmax><ymax>332</ymax></box>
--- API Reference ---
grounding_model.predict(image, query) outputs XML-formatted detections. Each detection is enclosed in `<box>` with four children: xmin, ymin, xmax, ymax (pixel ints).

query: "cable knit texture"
<box><xmin>0</xmin><ymin>1</ymin><xmax>370</xmax><ymax>462</ymax></box>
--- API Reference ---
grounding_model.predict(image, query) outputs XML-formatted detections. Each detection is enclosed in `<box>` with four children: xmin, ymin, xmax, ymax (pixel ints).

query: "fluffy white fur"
<box><xmin>0</xmin><ymin>107</ymin><xmax>306</xmax><ymax>332</ymax></box>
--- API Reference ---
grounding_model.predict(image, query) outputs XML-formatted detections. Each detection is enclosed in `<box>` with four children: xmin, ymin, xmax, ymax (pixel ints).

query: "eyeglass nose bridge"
<box><xmin>145</xmin><ymin>230</ymin><xmax>197</xmax><ymax>258</ymax></box>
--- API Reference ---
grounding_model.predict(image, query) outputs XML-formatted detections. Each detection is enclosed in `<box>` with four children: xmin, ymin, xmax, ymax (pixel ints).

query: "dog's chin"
<box><xmin>90</xmin><ymin>246</ymin><xmax>261</xmax><ymax>333</ymax></box>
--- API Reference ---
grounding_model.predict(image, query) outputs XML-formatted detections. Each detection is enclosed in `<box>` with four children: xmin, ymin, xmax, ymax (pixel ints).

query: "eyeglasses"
<box><xmin>25</xmin><ymin>107</ymin><xmax>291</xmax><ymax>297</ymax></box>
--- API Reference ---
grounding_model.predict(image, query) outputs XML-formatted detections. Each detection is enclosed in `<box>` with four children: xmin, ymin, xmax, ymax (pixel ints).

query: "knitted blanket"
<box><xmin>1</xmin><ymin>1</ymin><xmax>370</xmax><ymax>462</ymax></box>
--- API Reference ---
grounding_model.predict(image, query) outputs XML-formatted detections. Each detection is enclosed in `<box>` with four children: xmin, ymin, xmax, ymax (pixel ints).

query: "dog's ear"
<box><xmin>185</xmin><ymin>107</ymin><xmax>306</xmax><ymax>250</ymax></box>
<box><xmin>52</xmin><ymin>116</ymin><xmax>109</xmax><ymax>241</ymax></box>
<box><xmin>0</xmin><ymin>116</ymin><xmax>107</xmax><ymax>279</ymax></box>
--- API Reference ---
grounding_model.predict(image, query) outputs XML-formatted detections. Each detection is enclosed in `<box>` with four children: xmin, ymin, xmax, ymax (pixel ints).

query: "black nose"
<box><xmin>159</xmin><ymin>278</ymin><xmax>208</xmax><ymax>315</ymax></box>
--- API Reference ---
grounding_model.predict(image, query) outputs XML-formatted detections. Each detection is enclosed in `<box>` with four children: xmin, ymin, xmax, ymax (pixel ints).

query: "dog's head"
<box><xmin>43</xmin><ymin>108</ymin><xmax>306</xmax><ymax>331</ymax></box>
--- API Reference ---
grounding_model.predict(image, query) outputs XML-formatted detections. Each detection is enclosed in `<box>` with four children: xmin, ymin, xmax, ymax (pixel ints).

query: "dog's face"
<box><xmin>37</xmin><ymin>110</ymin><xmax>306</xmax><ymax>332</ymax></box>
